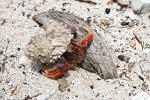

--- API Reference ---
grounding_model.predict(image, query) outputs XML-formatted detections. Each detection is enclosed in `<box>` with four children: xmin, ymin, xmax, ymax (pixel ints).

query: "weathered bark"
<box><xmin>33</xmin><ymin>11</ymin><xmax>118</xmax><ymax>79</ymax></box>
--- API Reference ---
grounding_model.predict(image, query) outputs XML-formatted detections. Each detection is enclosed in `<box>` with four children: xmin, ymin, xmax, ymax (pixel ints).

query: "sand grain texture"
<box><xmin>0</xmin><ymin>0</ymin><xmax>150</xmax><ymax>99</ymax></box>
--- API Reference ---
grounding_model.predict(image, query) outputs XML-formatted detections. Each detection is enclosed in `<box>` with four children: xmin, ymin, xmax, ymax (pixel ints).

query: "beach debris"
<box><xmin>130</xmin><ymin>0</ymin><xmax>150</xmax><ymax>14</ymax></box>
<box><xmin>129</xmin><ymin>39</ymin><xmax>136</xmax><ymax>49</ymax></box>
<box><xmin>105</xmin><ymin>8</ymin><xmax>111</xmax><ymax>14</ymax></box>
<box><xmin>118</xmin><ymin>55</ymin><xmax>130</xmax><ymax>63</ymax></box>
<box><xmin>11</xmin><ymin>86</ymin><xmax>20</xmax><ymax>95</ymax></box>
<box><xmin>106</xmin><ymin>0</ymin><xmax>116</xmax><ymax>4</ymax></box>
<box><xmin>134</xmin><ymin>72</ymin><xmax>144</xmax><ymax>81</ymax></box>
<box><xmin>117</xmin><ymin>0</ymin><xmax>129</xmax><ymax>6</ymax></box>
<box><xmin>121</xmin><ymin>22</ymin><xmax>129</xmax><ymax>26</ymax></box>
<box><xmin>141</xmin><ymin>82</ymin><xmax>148</xmax><ymax>91</ymax></box>
<box><xmin>35</xmin><ymin>94</ymin><xmax>49</xmax><ymax>100</ymax></box>
<box><xmin>58</xmin><ymin>78</ymin><xmax>69</xmax><ymax>92</ymax></box>
<box><xmin>90</xmin><ymin>85</ymin><xmax>94</xmax><ymax>89</ymax></box>
<box><xmin>101</xmin><ymin>19</ymin><xmax>111</xmax><ymax>29</ymax></box>
<box><xmin>76</xmin><ymin>0</ymin><xmax>97</xmax><ymax>4</ymax></box>
<box><xmin>131</xmin><ymin>92</ymin><xmax>150</xmax><ymax>100</ymax></box>
<box><xmin>132</xmin><ymin>32</ymin><xmax>144</xmax><ymax>49</ymax></box>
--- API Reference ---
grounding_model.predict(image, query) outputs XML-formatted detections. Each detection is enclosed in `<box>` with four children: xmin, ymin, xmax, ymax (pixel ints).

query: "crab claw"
<box><xmin>80</xmin><ymin>28</ymin><xmax>93</xmax><ymax>47</ymax></box>
<box><xmin>66</xmin><ymin>43</ymin><xmax>85</xmax><ymax>63</ymax></box>
<box><xmin>40</xmin><ymin>57</ymin><xmax>69</xmax><ymax>79</ymax></box>
<box><xmin>74</xmin><ymin>47</ymin><xmax>85</xmax><ymax>63</ymax></box>
<box><xmin>63</xmin><ymin>52</ymin><xmax>77</xmax><ymax>69</ymax></box>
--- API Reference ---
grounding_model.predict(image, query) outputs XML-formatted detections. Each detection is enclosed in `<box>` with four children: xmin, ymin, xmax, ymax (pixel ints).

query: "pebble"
<box><xmin>0</xmin><ymin>50</ymin><xmax>3</xmax><ymax>54</ymax></box>
<box><xmin>19</xmin><ymin>56</ymin><xmax>29</xmax><ymax>65</ymax></box>
<box><xmin>35</xmin><ymin>94</ymin><xmax>49</xmax><ymax>100</ymax></box>
<box><xmin>131</xmin><ymin>92</ymin><xmax>150</xmax><ymax>100</ymax></box>
<box><xmin>130</xmin><ymin>0</ymin><xmax>150</xmax><ymax>14</ymax></box>
<box><xmin>118</xmin><ymin>55</ymin><xmax>130</xmax><ymax>63</ymax></box>
<box><xmin>105</xmin><ymin>8</ymin><xmax>111</xmax><ymax>14</ymax></box>
<box><xmin>124</xmin><ymin>10</ymin><xmax>139</xmax><ymax>20</ymax></box>
<box><xmin>90</xmin><ymin>85</ymin><xmax>94</xmax><ymax>89</ymax></box>
<box><xmin>117</xmin><ymin>0</ymin><xmax>129</xmax><ymax>6</ymax></box>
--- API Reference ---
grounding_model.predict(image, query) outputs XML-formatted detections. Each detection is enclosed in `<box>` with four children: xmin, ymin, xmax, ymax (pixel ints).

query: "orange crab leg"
<box><xmin>46</xmin><ymin>65</ymin><xmax>69</xmax><ymax>79</ymax></box>
<box><xmin>75</xmin><ymin>46</ymin><xmax>85</xmax><ymax>63</ymax></box>
<box><xmin>80</xmin><ymin>28</ymin><xmax>93</xmax><ymax>47</ymax></box>
<box><xmin>64</xmin><ymin>53</ymin><xmax>77</xmax><ymax>69</ymax></box>
<box><xmin>41</xmin><ymin>57</ymin><xmax>70</xmax><ymax>79</ymax></box>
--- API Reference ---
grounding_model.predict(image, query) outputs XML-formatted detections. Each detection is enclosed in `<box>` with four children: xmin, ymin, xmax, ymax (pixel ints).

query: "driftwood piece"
<box><xmin>33</xmin><ymin>11</ymin><xmax>118</xmax><ymax>79</ymax></box>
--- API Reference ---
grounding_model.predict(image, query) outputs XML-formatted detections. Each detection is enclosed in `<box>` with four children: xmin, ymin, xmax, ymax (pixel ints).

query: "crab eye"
<box><xmin>69</xmin><ymin>26</ymin><xmax>77</xmax><ymax>38</ymax></box>
<box><xmin>70</xmin><ymin>26</ymin><xmax>77</xmax><ymax>33</ymax></box>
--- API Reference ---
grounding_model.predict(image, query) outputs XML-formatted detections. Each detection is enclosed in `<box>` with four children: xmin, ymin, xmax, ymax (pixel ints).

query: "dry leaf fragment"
<box><xmin>11</xmin><ymin>86</ymin><xmax>20</xmax><ymax>95</ymax></box>
<box><xmin>106</xmin><ymin>0</ymin><xmax>116</xmax><ymax>4</ymax></box>
<box><xmin>141</xmin><ymin>82</ymin><xmax>148</xmax><ymax>91</ymax></box>
<box><xmin>129</xmin><ymin>40</ymin><xmax>136</xmax><ymax>49</ymax></box>
<box><xmin>101</xmin><ymin>19</ymin><xmax>111</xmax><ymax>29</ymax></box>
<box><xmin>58</xmin><ymin>78</ymin><xmax>69</xmax><ymax>92</ymax></box>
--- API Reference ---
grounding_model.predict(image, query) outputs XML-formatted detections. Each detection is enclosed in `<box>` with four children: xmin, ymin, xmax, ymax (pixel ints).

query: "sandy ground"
<box><xmin>0</xmin><ymin>0</ymin><xmax>150</xmax><ymax>100</ymax></box>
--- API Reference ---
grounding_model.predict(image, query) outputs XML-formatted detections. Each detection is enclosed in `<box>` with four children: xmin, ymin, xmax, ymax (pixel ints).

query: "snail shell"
<box><xmin>26</xmin><ymin>20</ymin><xmax>74</xmax><ymax>65</ymax></box>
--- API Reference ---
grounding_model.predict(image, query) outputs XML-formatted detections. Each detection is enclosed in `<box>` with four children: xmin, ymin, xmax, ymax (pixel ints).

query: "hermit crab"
<box><xmin>40</xmin><ymin>28</ymin><xmax>93</xmax><ymax>79</ymax></box>
<box><xmin>27</xmin><ymin>11</ymin><xmax>93</xmax><ymax>79</ymax></box>
<box><xmin>27</xmin><ymin>11</ymin><xmax>118</xmax><ymax>79</ymax></box>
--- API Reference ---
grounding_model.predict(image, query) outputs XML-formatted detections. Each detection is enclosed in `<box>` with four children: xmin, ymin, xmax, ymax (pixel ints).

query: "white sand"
<box><xmin>0</xmin><ymin>0</ymin><xmax>150</xmax><ymax>99</ymax></box>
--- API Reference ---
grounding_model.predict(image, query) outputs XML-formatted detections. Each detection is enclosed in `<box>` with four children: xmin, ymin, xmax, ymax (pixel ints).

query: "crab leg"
<box><xmin>80</xmin><ymin>28</ymin><xmax>93</xmax><ymax>47</ymax></box>
<box><xmin>41</xmin><ymin>57</ymin><xmax>69</xmax><ymax>79</ymax></box>
<box><xmin>75</xmin><ymin>46</ymin><xmax>85</xmax><ymax>63</ymax></box>
<box><xmin>64</xmin><ymin>53</ymin><xmax>77</xmax><ymax>69</ymax></box>
<box><xmin>46</xmin><ymin>65</ymin><xmax>68</xmax><ymax>79</ymax></box>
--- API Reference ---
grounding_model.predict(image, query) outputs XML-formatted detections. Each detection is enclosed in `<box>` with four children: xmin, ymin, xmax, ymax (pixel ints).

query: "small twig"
<box><xmin>23</xmin><ymin>93</ymin><xmax>42</xmax><ymax>100</ymax></box>
<box><xmin>1</xmin><ymin>39</ymin><xmax>10</xmax><ymax>72</ymax></box>
<box><xmin>1</xmin><ymin>19</ymin><xmax>6</xmax><ymax>25</ymax></box>
<box><xmin>1</xmin><ymin>55</ymin><xmax>8</xmax><ymax>73</ymax></box>
<box><xmin>134</xmin><ymin>71</ymin><xmax>144</xmax><ymax>82</ymax></box>
<box><xmin>5</xmin><ymin>39</ymin><xmax>10</xmax><ymax>52</ymax></box>
<box><xmin>132</xmin><ymin>32</ymin><xmax>144</xmax><ymax>49</ymax></box>
<box><xmin>76</xmin><ymin>0</ymin><xmax>97</xmax><ymax>4</ymax></box>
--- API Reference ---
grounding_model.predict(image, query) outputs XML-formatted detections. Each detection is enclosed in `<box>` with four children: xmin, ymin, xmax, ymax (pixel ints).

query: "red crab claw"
<box><xmin>73</xmin><ymin>45</ymin><xmax>85</xmax><ymax>63</ymax></box>
<box><xmin>40</xmin><ymin>57</ymin><xmax>69</xmax><ymax>79</ymax></box>
<box><xmin>63</xmin><ymin>52</ymin><xmax>77</xmax><ymax>69</ymax></box>
<box><xmin>80</xmin><ymin>28</ymin><xmax>93</xmax><ymax>47</ymax></box>
<box><xmin>66</xmin><ymin>43</ymin><xmax>85</xmax><ymax>64</ymax></box>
